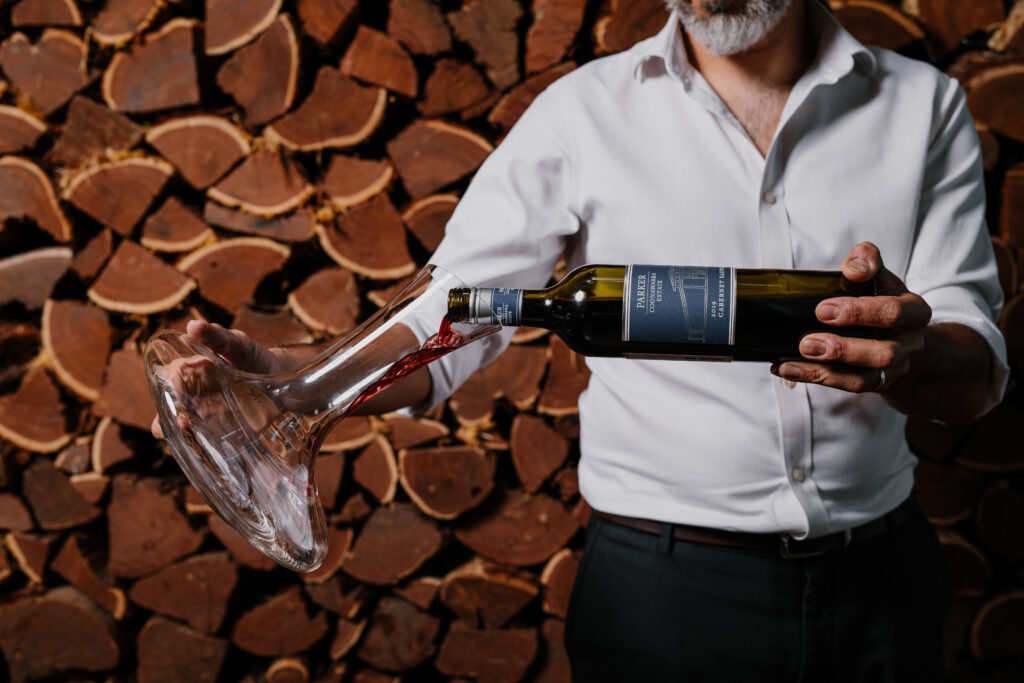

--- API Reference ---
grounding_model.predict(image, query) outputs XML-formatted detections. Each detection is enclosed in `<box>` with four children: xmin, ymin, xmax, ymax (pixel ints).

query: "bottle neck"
<box><xmin>453</xmin><ymin>287</ymin><xmax>548</xmax><ymax>327</ymax></box>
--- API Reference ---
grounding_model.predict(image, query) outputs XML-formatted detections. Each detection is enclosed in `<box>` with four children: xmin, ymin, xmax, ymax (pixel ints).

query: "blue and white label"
<box><xmin>623</xmin><ymin>265</ymin><xmax>735</xmax><ymax>344</ymax></box>
<box><xmin>479</xmin><ymin>288</ymin><xmax>522</xmax><ymax>326</ymax></box>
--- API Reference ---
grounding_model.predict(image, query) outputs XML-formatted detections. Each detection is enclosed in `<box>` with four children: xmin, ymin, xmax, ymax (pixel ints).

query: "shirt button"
<box><xmin>784</xmin><ymin>379</ymin><xmax>797</xmax><ymax>388</ymax></box>
<box><xmin>763</xmin><ymin>191</ymin><xmax>777</xmax><ymax>205</ymax></box>
<box><xmin>792</xmin><ymin>466</ymin><xmax>806</xmax><ymax>483</ymax></box>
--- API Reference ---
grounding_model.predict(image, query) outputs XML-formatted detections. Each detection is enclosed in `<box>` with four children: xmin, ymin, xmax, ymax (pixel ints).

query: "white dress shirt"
<box><xmin>413</xmin><ymin>1</ymin><xmax>1009</xmax><ymax>538</ymax></box>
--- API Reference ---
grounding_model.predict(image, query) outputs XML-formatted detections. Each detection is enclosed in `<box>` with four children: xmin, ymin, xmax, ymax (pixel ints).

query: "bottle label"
<box><xmin>623</xmin><ymin>265</ymin><xmax>736</xmax><ymax>344</ymax></box>
<box><xmin>476</xmin><ymin>288</ymin><xmax>522</xmax><ymax>326</ymax></box>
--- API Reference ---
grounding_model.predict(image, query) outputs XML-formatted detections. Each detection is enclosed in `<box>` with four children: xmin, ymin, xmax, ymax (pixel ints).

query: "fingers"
<box><xmin>185</xmin><ymin>320</ymin><xmax>276</xmax><ymax>373</ymax></box>
<box><xmin>816</xmin><ymin>292</ymin><xmax>932</xmax><ymax>329</ymax></box>
<box><xmin>771</xmin><ymin>360</ymin><xmax>897</xmax><ymax>394</ymax></box>
<box><xmin>797</xmin><ymin>329</ymin><xmax>924</xmax><ymax>369</ymax></box>
<box><xmin>840</xmin><ymin>241</ymin><xmax>906</xmax><ymax>294</ymax></box>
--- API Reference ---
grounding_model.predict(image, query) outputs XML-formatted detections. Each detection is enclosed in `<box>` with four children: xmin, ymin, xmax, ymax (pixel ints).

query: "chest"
<box><xmin>716</xmin><ymin>87</ymin><xmax>790</xmax><ymax>158</ymax></box>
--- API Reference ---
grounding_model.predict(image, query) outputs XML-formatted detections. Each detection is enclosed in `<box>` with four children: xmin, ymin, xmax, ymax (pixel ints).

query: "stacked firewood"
<box><xmin>0</xmin><ymin>0</ymin><xmax>1021</xmax><ymax>680</ymax></box>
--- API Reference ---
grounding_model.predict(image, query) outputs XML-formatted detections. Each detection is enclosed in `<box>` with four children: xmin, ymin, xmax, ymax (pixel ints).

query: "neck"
<box><xmin>684</xmin><ymin>0</ymin><xmax>814</xmax><ymax>90</ymax></box>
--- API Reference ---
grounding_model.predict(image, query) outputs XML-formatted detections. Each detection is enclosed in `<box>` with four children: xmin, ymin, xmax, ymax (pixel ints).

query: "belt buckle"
<box><xmin>778</xmin><ymin>529</ymin><xmax>852</xmax><ymax>559</ymax></box>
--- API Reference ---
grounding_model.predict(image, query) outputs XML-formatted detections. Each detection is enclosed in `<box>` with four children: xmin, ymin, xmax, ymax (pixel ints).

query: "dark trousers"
<box><xmin>564</xmin><ymin>501</ymin><xmax>948</xmax><ymax>682</ymax></box>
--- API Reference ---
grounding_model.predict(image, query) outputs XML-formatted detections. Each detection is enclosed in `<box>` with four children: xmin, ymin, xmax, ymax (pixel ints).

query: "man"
<box><xmin>158</xmin><ymin>0</ymin><xmax>1008</xmax><ymax>679</ymax></box>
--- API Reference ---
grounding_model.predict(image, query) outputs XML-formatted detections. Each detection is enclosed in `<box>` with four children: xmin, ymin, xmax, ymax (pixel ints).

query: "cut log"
<box><xmin>0</xmin><ymin>368</ymin><xmax>72</xmax><ymax>453</ymax></box>
<box><xmin>594</xmin><ymin>0</ymin><xmax>667</xmax><ymax>55</ymax></box>
<box><xmin>137</xmin><ymin>619</ymin><xmax>228</xmax><ymax>683</ymax></box>
<box><xmin>967</xmin><ymin>64</ymin><xmax>1024</xmax><ymax>143</ymax></box>
<box><xmin>489</xmin><ymin>62</ymin><xmax>576</xmax><ymax>133</ymax></box>
<box><xmin>384</xmin><ymin>414</ymin><xmax>449</xmax><ymax>450</ymax></box>
<box><xmin>440</xmin><ymin>556</ymin><xmax>538</xmax><ymax>628</ymax></box>
<box><xmin>0</xmin><ymin>586</ymin><xmax>119</xmax><ymax>682</ymax></box>
<box><xmin>435</xmin><ymin>623</ymin><xmax>538</xmax><ymax>683</ymax></box>
<box><xmin>937</xmin><ymin>528</ymin><xmax>990</xmax><ymax>596</ymax></box>
<box><xmin>287</xmin><ymin>266</ymin><xmax>361</xmax><ymax>335</ymax></box>
<box><xmin>0</xmin><ymin>494</ymin><xmax>32</xmax><ymax>531</ymax></box>
<box><xmin>129</xmin><ymin>552</ymin><xmax>238</xmax><ymax>632</ymax></box>
<box><xmin>0</xmin><ymin>540</ymin><xmax>10</xmax><ymax>583</ymax></box>
<box><xmin>356</xmin><ymin>596</ymin><xmax>440</xmax><ymax>672</ymax></box>
<box><xmin>266</xmin><ymin>657</ymin><xmax>310</xmax><ymax>683</ymax></box>
<box><xmin>302</xmin><ymin>526</ymin><xmax>353</xmax><ymax>584</ymax></box>
<box><xmin>102</xmin><ymin>19</ymin><xmax>200</xmax><ymax>113</ymax></box>
<box><xmin>366</xmin><ymin>275</ymin><xmax>414</xmax><ymax>308</ymax></box>
<box><xmin>305</xmin><ymin>575</ymin><xmax>370</xmax><ymax>617</ymax></box>
<box><xmin>0</xmin><ymin>321</ymin><xmax>38</xmax><ymax>387</ymax></box>
<box><xmin>956</xmin><ymin>402</ymin><xmax>1024</xmax><ymax>471</ymax></box>
<box><xmin>526</xmin><ymin>0</ymin><xmax>586</xmax><ymax>74</ymax></box>
<box><xmin>537</xmin><ymin>336</ymin><xmax>590</xmax><ymax>416</ymax></box>
<box><xmin>1002</xmin><ymin>294</ymin><xmax>1024</xmax><ymax>370</ymax></box>
<box><xmin>49</xmin><ymin>95</ymin><xmax>142</xmax><ymax>168</ymax></box>
<box><xmin>831</xmin><ymin>0</ymin><xmax>927</xmax><ymax>55</ymax></box>
<box><xmin>402</xmin><ymin>193</ymin><xmax>457</xmax><ymax>252</ymax></box>
<box><xmin>388</xmin><ymin>0</ymin><xmax>451</xmax><ymax>55</ymax></box>
<box><xmin>207</xmin><ymin>146</ymin><xmax>314</xmax><ymax>216</ymax></box>
<box><xmin>352</xmin><ymin>434</ymin><xmax>399</xmax><ymax>504</ymax></box>
<box><xmin>64</xmin><ymin>156</ymin><xmax>174</xmax><ymax>236</ymax></box>
<box><xmin>42</xmin><ymin>299</ymin><xmax>112</xmax><ymax>401</ymax></box>
<box><xmin>208</xmin><ymin>513</ymin><xmax>277</xmax><ymax>570</ymax></box>
<box><xmin>316</xmin><ymin>194</ymin><xmax>416</xmax><ymax>279</ymax></box>
<box><xmin>51</xmin><ymin>534</ymin><xmax>126</xmax><ymax>618</ymax></box>
<box><xmin>184</xmin><ymin>484</ymin><xmax>213</xmax><ymax>514</ymax></box>
<box><xmin>387</xmin><ymin>119</ymin><xmax>493</xmax><ymax>198</ymax></box>
<box><xmin>970</xmin><ymin>591</ymin><xmax>1024</xmax><ymax>659</ymax></box>
<box><xmin>552</xmin><ymin>466</ymin><xmax>579</xmax><ymax>502</ymax></box>
<box><xmin>215</xmin><ymin>14</ymin><xmax>299</xmax><ymax>127</ymax></box>
<box><xmin>92</xmin><ymin>0</ymin><xmax>163</xmax><ymax>46</ymax></box>
<box><xmin>393</xmin><ymin>576</ymin><xmax>441</xmax><ymax>610</ymax></box>
<box><xmin>314</xmin><ymin>451</ymin><xmax>345</xmax><ymax>511</ymax></box>
<box><xmin>535</xmin><ymin>619</ymin><xmax>571</xmax><ymax>683</ymax></box>
<box><xmin>540</xmin><ymin>547</ymin><xmax>578</xmax><ymax>618</ymax></box>
<box><xmin>419</xmin><ymin>59</ymin><xmax>491</xmax><ymax>118</ymax></box>
<box><xmin>319</xmin><ymin>155</ymin><xmax>393</xmax><ymax>211</ymax></box>
<box><xmin>107</xmin><ymin>475</ymin><xmax>204</xmax><ymax>578</ymax></box>
<box><xmin>233</xmin><ymin>586</ymin><xmax>329</xmax><ymax>656</ymax></box>
<box><xmin>976</xmin><ymin>122</ymin><xmax>1000</xmax><ymax>172</ymax></box>
<box><xmin>204</xmin><ymin>201</ymin><xmax>316</xmax><ymax>242</ymax></box>
<box><xmin>398</xmin><ymin>445</ymin><xmax>495</xmax><ymax>520</ymax></box>
<box><xmin>976</xmin><ymin>480</ymin><xmax>1024</xmax><ymax>566</ymax></box>
<box><xmin>205</xmin><ymin>0</ymin><xmax>282</xmax><ymax>55</ymax></box>
<box><xmin>91</xmin><ymin>417</ymin><xmax>133</xmax><ymax>472</ymax></box>
<box><xmin>352</xmin><ymin>670</ymin><xmax>398</xmax><ymax>683</ymax></box>
<box><xmin>11</xmin><ymin>0</ymin><xmax>83</xmax><ymax>27</ymax></box>
<box><xmin>178</xmin><ymin>236</ymin><xmax>290</xmax><ymax>314</ymax></box>
<box><xmin>72</xmin><ymin>228</ymin><xmax>113</xmax><ymax>279</ymax></box>
<box><xmin>0</xmin><ymin>246</ymin><xmax>72</xmax><ymax>309</ymax></box>
<box><xmin>912</xmin><ymin>459</ymin><xmax>984</xmax><ymax>525</ymax></box>
<box><xmin>70</xmin><ymin>472</ymin><xmax>111</xmax><ymax>505</ymax></box>
<box><xmin>321</xmin><ymin>416</ymin><xmax>376</xmax><ymax>452</ymax></box>
<box><xmin>233</xmin><ymin>305</ymin><xmax>313</xmax><ymax>347</ymax></box>
<box><xmin>295</xmin><ymin>0</ymin><xmax>356</xmax><ymax>46</ymax></box>
<box><xmin>22</xmin><ymin>457</ymin><xmax>100</xmax><ymax>530</ymax></box>
<box><xmin>989</xmin><ymin>0</ymin><xmax>1024</xmax><ymax>53</ymax></box>
<box><xmin>88</xmin><ymin>240</ymin><xmax>195</xmax><ymax>314</ymax></box>
<box><xmin>1002</xmin><ymin>162</ymin><xmax>1024</xmax><ymax>249</ymax></box>
<box><xmin>4</xmin><ymin>530</ymin><xmax>55</xmax><ymax>582</ymax></box>
<box><xmin>341</xmin><ymin>27</ymin><xmax>417</xmax><ymax>98</ymax></box>
<box><xmin>0</xmin><ymin>105</ymin><xmax>46</xmax><ymax>153</ymax></box>
<box><xmin>0</xmin><ymin>157</ymin><xmax>71</xmax><ymax>242</ymax></box>
<box><xmin>446</xmin><ymin>0</ymin><xmax>523</xmax><ymax>89</ymax></box>
<box><xmin>342</xmin><ymin>503</ymin><xmax>442</xmax><ymax>585</ymax></box>
<box><xmin>455</xmin><ymin>490</ymin><xmax>578</xmax><ymax>566</ymax></box>
<box><xmin>902</xmin><ymin>0</ymin><xmax>1004</xmax><ymax>56</ymax></box>
<box><xmin>992</xmin><ymin>236</ymin><xmax>1018</xmax><ymax>299</ymax></box>
<box><xmin>0</xmin><ymin>30</ymin><xmax>91</xmax><ymax>115</ymax></box>
<box><xmin>94</xmin><ymin>346</ymin><xmax>159</xmax><ymax>431</ymax></box>
<box><xmin>510</xmin><ymin>415</ymin><xmax>569</xmax><ymax>493</ymax></box>
<box><xmin>450</xmin><ymin>345</ymin><xmax>550</xmax><ymax>427</ymax></box>
<box><xmin>266</xmin><ymin>68</ymin><xmax>387</xmax><ymax>151</ymax></box>
<box><xmin>330</xmin><ymin>617</ymin><xmax>366</xmax><ymax>660</ymax></box>
<box><xmin>55</xmin><ymin>435</ymin><xmax>91</xmax><ymax>474</ymax></box>
<box><xmin>145</xmin><ymin>116</ymin><xmax>249</xmax><ymax>190</ymax></box>
<box><xmin>141</xmin><ymin>197</ymin><xmax>214</xmax><ymax>253</ymax></box>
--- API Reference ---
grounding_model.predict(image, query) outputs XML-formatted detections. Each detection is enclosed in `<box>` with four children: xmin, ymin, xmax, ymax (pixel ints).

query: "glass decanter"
<box><xmin>144</xmin><ymin>265</ymin><xmax>499</xmax><ymax>571</ymax></box>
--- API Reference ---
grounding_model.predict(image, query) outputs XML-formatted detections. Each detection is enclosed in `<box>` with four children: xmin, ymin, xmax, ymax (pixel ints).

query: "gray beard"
<box><xmin>664</xmin><ymin>0</ymin><xmax>794</xmax><ymax>56</ymax></box>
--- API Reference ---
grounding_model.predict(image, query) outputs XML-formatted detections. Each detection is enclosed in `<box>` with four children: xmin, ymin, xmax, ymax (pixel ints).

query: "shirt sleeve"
<box><xmin>399</xmin><ymin>85</ymin><xmax>580</xmax><ymax>414</ymax></box>
<box><xmin>903</xmin><ymin>78</ymin><xmax>1009</xmax><ymax>416</ymax></box>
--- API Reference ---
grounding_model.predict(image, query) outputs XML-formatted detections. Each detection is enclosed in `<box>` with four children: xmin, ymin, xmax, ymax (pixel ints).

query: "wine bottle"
<box><xmin>447</xmin><ymin>264</ymin><xmax>877</xmax><ymax>362</ymax></box>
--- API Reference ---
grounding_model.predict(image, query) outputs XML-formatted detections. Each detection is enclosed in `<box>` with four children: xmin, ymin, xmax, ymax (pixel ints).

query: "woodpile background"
<box><xmin>0</xmin><ymin>0</ymin><xmax>1022</xmax><ymax>680</ymax></box>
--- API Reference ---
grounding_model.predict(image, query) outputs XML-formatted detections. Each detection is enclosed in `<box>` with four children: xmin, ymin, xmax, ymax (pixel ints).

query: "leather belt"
<box><xmin>591</xmin><ymin>496</ymin><xmax>917</xmax><ymax>559</ymax></box>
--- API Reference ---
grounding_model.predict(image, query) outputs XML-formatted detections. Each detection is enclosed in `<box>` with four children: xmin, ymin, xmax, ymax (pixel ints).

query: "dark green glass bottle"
<box><xmin>447</xmin><ymin>264</ymin><xmax>876</xmax><ymax>362</ymax></box>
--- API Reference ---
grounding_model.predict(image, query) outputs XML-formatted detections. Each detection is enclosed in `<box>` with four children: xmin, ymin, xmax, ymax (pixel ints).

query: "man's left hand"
<box><xmin>771</xmin><ymin>242</ymin><xmax>932</xmax><ymax>394</ymax></box>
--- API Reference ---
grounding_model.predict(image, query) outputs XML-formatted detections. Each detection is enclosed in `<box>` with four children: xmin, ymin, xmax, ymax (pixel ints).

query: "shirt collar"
<box><xmin>632</xmin><ymin>1</ymin><xmax>877</xmax><ymax>87</ymax></box>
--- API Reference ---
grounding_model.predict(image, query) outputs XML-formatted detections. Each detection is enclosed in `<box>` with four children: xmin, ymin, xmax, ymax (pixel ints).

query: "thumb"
<box><xmin>185</xmin><ymin>320</ymin><xmax>278</xmax><ymax>373</ymax></box>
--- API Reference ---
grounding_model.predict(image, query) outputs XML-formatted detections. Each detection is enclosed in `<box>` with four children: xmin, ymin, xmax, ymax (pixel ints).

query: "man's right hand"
<box><xmin>150</xmin><ymin>320</ymin><xmax>289</xmax><ymax>440</ymax></box>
